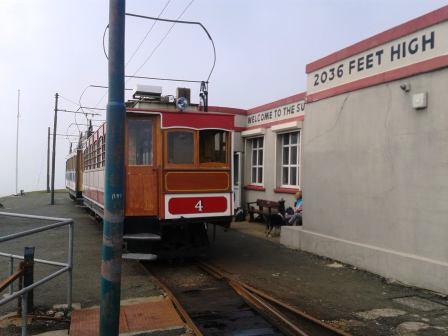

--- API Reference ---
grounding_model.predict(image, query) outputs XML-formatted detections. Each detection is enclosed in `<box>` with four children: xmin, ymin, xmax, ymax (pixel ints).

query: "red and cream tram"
<box><xmin>65</xmin><ymin>147</ymin><xmax>83</xmax><ymax>200</ymax></box>
<box><xmin>66</xmin><ymin>87</ymin><xmax>234</xmax><ymax>259</ymax></box>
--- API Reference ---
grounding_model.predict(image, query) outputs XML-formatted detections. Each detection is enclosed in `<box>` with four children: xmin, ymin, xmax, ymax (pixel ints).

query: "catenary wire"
<box><xmin>96</xmin><ymin>0</ymin><xmax>176</xmax><ymax>108</ymax></box>
<box><xmin>127</xmin><ymin>0</ymin><xmax>195</xmax><ymax>80</ymax></box>
<box><xmin>126</xmin><ymin>8</ymin><xmax>216</xmax><ymax>82</ymax></box>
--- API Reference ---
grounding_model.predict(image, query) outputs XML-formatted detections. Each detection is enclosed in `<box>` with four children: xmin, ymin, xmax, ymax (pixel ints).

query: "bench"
<box><xmin>247</xmin><ymin>199</ymin><xmax>285</xmax><ymax>222</ymax></box>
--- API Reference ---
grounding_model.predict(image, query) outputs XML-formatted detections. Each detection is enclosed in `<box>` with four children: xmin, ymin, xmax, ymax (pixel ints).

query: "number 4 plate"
<box><xmin>166</xmin><ymin>194</ymin><xmax>230</xmax><ymax>218</ymax></box>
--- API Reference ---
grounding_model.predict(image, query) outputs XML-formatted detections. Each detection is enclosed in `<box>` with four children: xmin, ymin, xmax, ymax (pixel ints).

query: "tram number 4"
<box><xmin>195</xmin><ymin>200</ymin><xmax>204</xmax><ymax>212</ymax></box>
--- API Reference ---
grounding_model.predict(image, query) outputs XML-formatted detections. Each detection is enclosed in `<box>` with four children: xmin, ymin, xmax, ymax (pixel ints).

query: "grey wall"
<box><xmin>300</xmin><ymin>68</ymin><xmax>448</xmax><ymax>292</ymax></box>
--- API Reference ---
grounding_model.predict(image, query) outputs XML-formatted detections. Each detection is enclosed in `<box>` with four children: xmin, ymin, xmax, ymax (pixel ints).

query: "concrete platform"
<box><xmin>0</xmin><ymin>191</ymin><xmax>161</xmax><ymax>335</ymax></box>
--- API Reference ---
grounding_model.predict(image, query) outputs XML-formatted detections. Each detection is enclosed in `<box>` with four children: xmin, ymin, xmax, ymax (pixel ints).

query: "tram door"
<box><xmin>233</xmin><ymin>152</ymin><xmax>242</xmax><ymax>209</ymax></box>
<box><xmin>125</xmin><ymin>117</ymin><xmax>158</xmax><ymax>216</ymax></box>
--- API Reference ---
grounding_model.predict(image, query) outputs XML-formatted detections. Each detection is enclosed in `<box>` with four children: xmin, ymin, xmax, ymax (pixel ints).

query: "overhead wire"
<box><xmin>125</xmin><ymin>0</ymin><xmax>172</xmax><ymax>68</ymax></box>
<box><xmin>95</xmin><ymin>0</ymin><xmax>174</xmax><ymax>108</ymax></box>
<box><xmin>127</xmin><ymin>0</ymin><xmax>195</xmax><ymax>80</ymax></box>
<box><xmin>57</xmin><ymin>95</ymin><xmax>84</xmax><ymax>141</ymax></box>
<box><xmin>126</xmin><ymin>8</ymin><xmax>216</xmax><ymax>82</ymax></box>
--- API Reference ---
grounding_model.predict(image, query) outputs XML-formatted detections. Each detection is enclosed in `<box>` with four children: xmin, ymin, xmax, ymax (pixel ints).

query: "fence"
<box><xmin>0</xmin><ymin>211</ymin><xmax>74</xmax><ymax>336</ymax></box>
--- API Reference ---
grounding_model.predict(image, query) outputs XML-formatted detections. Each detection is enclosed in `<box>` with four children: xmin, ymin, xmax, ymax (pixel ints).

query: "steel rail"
<box><xmin>196</xmin><ymin>261</ymin><xmax>309</xmax><ymax>335</ymax></box>
<box><xmin>147</xmin><ymin>270</ymin><xmax>204</xmax><ymax>336</ymax></box>
<box><xmin>230</xmin><ymin>280</ymin><xmax>309</xmax><ymax>336</ymax></box>
<box><xmin>196</xmin><ymin>260</ymin><xmax>352</xmax><ymax>336</ymax></box>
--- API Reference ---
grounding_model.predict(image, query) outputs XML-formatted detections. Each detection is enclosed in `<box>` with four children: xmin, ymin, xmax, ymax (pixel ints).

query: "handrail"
<box><xmin>0</xmin><ymin>211</ymin><xmax>74</xmax><ymax>336</ymax></box>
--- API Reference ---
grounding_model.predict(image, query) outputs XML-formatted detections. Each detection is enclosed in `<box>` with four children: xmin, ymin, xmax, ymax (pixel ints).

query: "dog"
<box><xmin>265</xmin><ymin>199</ymin><xmax>286</xmax><ymax>237</ymax></box>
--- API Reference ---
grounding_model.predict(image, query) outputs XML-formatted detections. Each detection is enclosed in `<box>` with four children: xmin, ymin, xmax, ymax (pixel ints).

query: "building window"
<box><xmin>280</xmin><ymin>131</ymin><xmax>300</xmax><ymax>187</ymax></box>
<box><xmin>199</xmin><ymin>130</ymin><xmax>228</xmax><ymax>164</ymax></box>
<box><xmin>250</xmin><ymin>137</ymin><xmax>264</xmax><ymax>184</ymax></box>
<box><xmin>167</xmin><ymin>130</ymin><xmax>194</xmax><ymax>165</ymax></box>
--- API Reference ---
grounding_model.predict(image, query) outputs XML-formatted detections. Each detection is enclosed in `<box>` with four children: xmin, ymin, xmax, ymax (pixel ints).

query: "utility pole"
<box><xmin>50</xmin><ymin>93</ymin><xmax>59</xmax><ymax>205</ymax></box>
<box><xmin>99</xmin><ymin>1</ymin><xmax>125</xmax><ymax>335</ymax></box>
<box><xmin>47</xmin><ymin>127</ymin><xmax>51</xmax><ymax>193</ymax></box>
<box><xmin>15</xmin><ymin>89</ymin><xmax>20</xmax><ymax>195</ymax></box>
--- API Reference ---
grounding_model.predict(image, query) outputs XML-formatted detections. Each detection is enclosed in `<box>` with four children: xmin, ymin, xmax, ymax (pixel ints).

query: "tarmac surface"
<box><xmin>207</xmin><ymin>222</ymin><xmax>448</xmax><ymax>335</ymax></box>
<box><xmin>0</xmin><ymin>191</ymin><xmax>160</xmax><ymax>335</ymax></box>
<box><xmin>1</xmin><ymin>191</ymin><xmax>448</xmax><ymax>335</ymax></box>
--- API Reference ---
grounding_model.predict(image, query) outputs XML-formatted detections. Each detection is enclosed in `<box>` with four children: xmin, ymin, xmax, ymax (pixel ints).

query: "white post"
<box><xmin>15</xmin><ymin>89</ymin><xmax>20</xmax><ymax>195</ymax></box>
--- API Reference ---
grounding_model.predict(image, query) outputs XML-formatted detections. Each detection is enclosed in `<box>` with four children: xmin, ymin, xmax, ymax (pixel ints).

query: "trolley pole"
<box><xmin>47</xmin><ymin>127</ymin><xmax>51</xmax><ymax>193</ymax></box>
<box><xmin>99</xmin><ymin>1</ymin><xmax>126</xmax><ymax>335</ymax></box>
<box><xmin>50</xmin><ymin>93</ymin><xmax>59</xmax><ymax>205</ymax></box>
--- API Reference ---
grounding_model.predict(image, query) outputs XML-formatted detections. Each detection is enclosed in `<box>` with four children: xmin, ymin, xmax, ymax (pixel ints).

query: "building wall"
<box><xmin>285</xmin><ymin>68</ymin><xmax>448</xmax><ymax>293</ymax></box>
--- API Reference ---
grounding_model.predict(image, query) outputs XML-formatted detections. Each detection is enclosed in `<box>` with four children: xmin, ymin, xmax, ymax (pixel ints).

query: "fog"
<box><xmin>1</xmin><ymin>0</ymin><xmax>446</xmax><ymax>197</ymax></box>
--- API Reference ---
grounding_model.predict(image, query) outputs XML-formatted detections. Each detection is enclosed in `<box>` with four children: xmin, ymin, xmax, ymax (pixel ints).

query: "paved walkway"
<box><xmin>209</xmin><ymin>221</ymin><xmax>448</xmax><ymax>336</ymax></box>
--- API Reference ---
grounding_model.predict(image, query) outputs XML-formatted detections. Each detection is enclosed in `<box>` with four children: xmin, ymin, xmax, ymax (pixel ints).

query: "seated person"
<box><xmin>289</xmin><ymin>190</ymin><xmax>302</xmax><ymax>226</ymax></box>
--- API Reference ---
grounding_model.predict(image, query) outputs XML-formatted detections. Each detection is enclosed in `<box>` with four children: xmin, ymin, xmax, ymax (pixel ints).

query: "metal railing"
<box><xmin>0</xmin><ymin>212</ymin><xmax>74</xmax><ymax>336</ymax></box>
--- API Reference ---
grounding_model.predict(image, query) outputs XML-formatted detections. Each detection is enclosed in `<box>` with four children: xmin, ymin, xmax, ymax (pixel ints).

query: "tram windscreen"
<box><xmin>167</xmin><ymin>131</ymin><xmax>194</xmax><ymax>164</ymax></box>
<box><xmin>128</xmin><ymin>119</ymin><xmax>153</xmax><ymax>165</ymax></box>
<box><xmin>199</xmin><ymin>130</ymin><xmax>227</xmax><ymax>164</ymax></box>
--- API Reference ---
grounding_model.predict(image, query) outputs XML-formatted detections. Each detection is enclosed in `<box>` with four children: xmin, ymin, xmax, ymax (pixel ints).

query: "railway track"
<box><xmin>146</xmin><ymin>260</ymin><xmax>351</xmax><ymax>336</ymax></box>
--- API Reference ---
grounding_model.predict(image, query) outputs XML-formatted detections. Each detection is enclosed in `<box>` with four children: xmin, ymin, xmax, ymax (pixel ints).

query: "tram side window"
<box><xmin>128</xmin><ymin>119</ymin><xmax>153</xmax><ymax>165</ymax></box>
<box><xmin>199</xmin><ymin>130</ymin><xmax>227</xmax><ymax>164</ymax></box>
<box><xmin>167</xmin><ymin>131</ymin><xmax>194</xmax><ymax>165</ymax></box>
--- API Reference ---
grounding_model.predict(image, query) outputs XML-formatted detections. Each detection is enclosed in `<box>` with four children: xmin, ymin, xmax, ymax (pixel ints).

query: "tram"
<box><xmin>65</xmin><ymin>147</ymin><xmax>83</xmax><ymax>200</ymax></box>
<box><xmin>65</xmin><ymin>86</ymin><xmax>235</xmax><ymax>259</ymax></box>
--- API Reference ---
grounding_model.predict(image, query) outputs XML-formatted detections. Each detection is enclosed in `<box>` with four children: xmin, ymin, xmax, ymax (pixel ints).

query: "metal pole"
<box><xmin>50</xmin><ymin>93</ymin><xmax>59</xmax><ymax>205</ymax></box>
<box><xmin>23</xmin><ymin>247</ymin><xmax>34</xmax><ymax>312</ymax></box>
<box><xmin>47</xmin><ymin>127</ymin><xmax>51</xmax><ymax>193</ymax></box>
<box><xmin>67</xmin><ymin>222</ymin><xmax>73</xmax><ymax>310</ymax></box>
<box><xmin>9</xmin><ymin>256</ymin><xmax>14</xmax><ymax>294</ymax></box>
<box><xmin>100</xmin><ymin>1</ymin><xmax>125</xmax><ymax>335</ymax></box>
<box><xmin>15</xmin><ymin>89</ymin><xmax>20</xmax><ymax>195</ymax></box>
<box><xmin>21</xmin><ymin>292</ymin><xmax>27</xmax><ymax>336</ymax></box>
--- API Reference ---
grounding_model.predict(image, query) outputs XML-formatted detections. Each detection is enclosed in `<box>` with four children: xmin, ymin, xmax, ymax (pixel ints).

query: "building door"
<box><xmin>233</xmin><ymin>152</ymin><xmax>242</xmax><ymax>209</ymax></box>
<box><xmin>125</xmin><ymin>117</ymin><xmax>158</xmax><ymax>216</ymax></box>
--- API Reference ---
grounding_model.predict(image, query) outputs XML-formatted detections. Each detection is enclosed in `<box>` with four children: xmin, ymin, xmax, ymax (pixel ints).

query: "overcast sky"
<box><xmin>1</xmin><ymin>0</ymin><xmax>447</xmax><ymax>197</ymax></box>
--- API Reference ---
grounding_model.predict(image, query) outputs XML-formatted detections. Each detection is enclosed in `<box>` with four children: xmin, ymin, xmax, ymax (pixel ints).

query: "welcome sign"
<box><xmin>307</xmin><ymin>20</ymin><xmax>448</xmax><ymax>96</ymax></box>
<box><xmin>246</xmin><ymin>100</ymin><xmax>305</xmax><ymax>127</ymax></box>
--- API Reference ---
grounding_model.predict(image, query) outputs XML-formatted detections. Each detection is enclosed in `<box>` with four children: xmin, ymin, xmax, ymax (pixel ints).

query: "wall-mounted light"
<box><xmin>400</xmin><ymin>82</ymin><xmax>411</xmax><ymax>92</ymax></box>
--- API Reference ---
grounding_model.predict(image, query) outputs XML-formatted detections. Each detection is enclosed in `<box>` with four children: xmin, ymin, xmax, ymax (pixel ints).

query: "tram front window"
<box><xmin>128</xmin><ymin>119</ymin><xmax>153</xmax><ymax>165</ymax></box>
<box><xmin>199</xmin><ymin>130</ymin><xmax>227</xmax><ymax>164</ymax></box>
<box><xmin>167</xmin><ymin>131</ymin><xmax>194</xmax><ymax>164</ymax></box>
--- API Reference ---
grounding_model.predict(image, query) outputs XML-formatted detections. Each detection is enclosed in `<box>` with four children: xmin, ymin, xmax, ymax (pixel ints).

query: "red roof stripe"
<box><xmin>247</xmin><ymin>92</ymin><xmax>306</xmax><ymax>115</ymax></box>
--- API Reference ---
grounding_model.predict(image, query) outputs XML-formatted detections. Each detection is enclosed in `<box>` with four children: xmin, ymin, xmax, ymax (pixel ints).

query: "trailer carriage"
<box><xmin>67</xmin><ymin>91</ymin><xmax>235</xmax><ymax>259</ymax></box>
<box><xmin>65</xmin><ymin>148</ymin><xmax>83</xmax><ymax>200</ymax></box>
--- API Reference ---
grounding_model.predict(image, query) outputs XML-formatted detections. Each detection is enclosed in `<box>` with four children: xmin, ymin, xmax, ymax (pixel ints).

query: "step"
<box><xmin>123</xmin><ymin>233</ymin><xmax>161</xmax><ymax>241</ymax></box>
<box><xmin>122</xmin><ymin>253</ymin><xmax>158</xmax><ymax>261</ymax></box>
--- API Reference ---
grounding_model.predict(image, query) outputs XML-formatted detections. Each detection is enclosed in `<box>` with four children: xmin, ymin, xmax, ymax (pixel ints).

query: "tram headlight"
<box><xmin>176</xmin><ymin>97</ymin><xmax>189</xmax><ymax>111</ymax></box>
